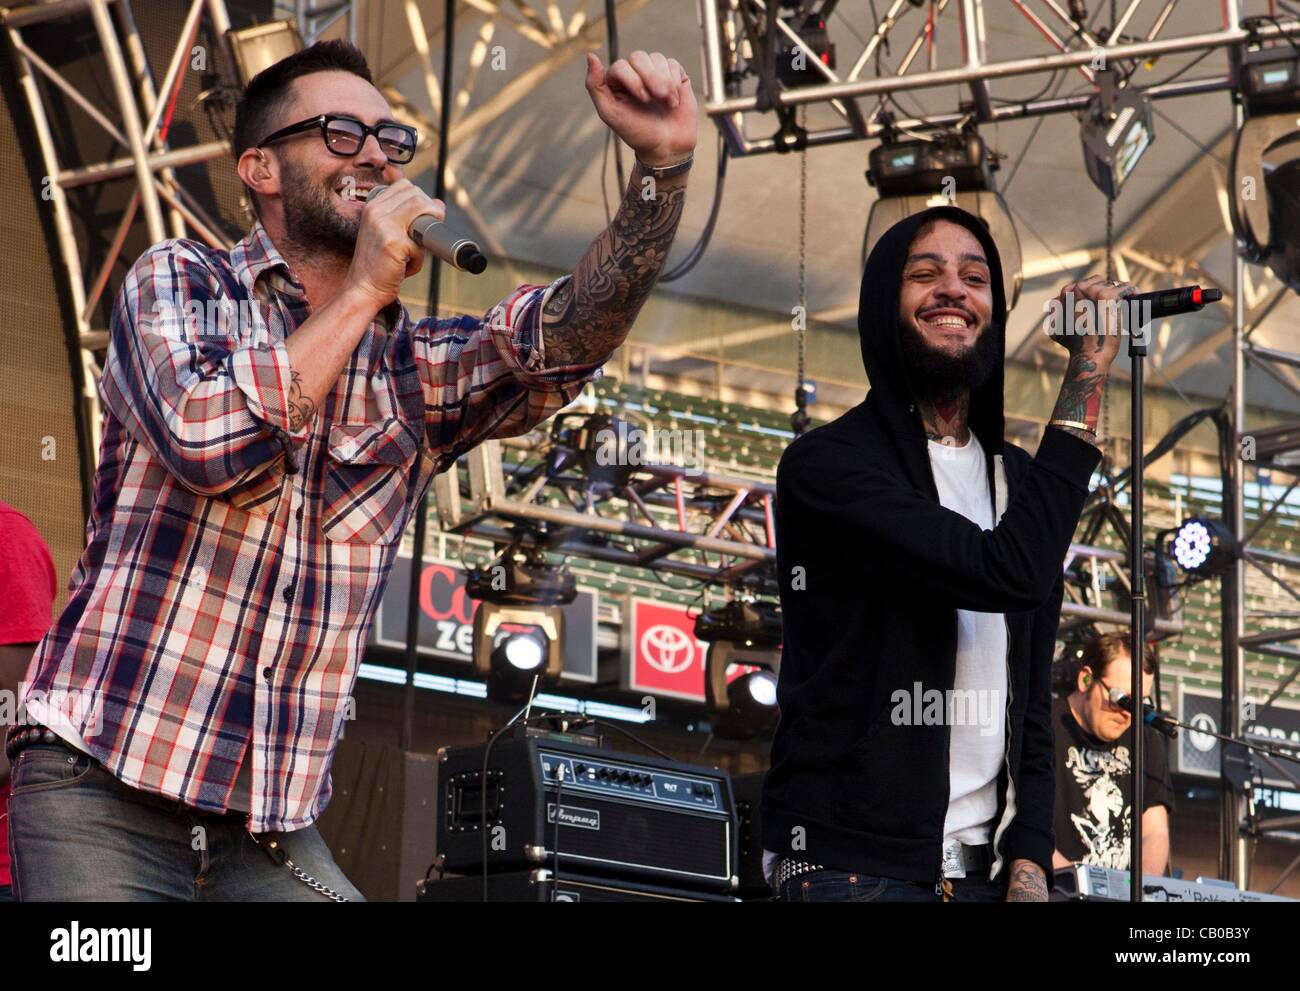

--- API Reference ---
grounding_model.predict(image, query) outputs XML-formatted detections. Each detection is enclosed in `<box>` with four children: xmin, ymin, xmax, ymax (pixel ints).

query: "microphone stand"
<box><xmin>1128</xmin><ymin>309</ymin><xmax>1148</xmax><ymax>903</ymax></box>
<box><xmin>1145</xmin><ymin>716</ymin><xmax>1300</xmax><ymax>769</ymax></box>
<box><xmin>1124</xmin><ymin>296</ymin><xmax>1221</xmax><ymax>900</ymax></box>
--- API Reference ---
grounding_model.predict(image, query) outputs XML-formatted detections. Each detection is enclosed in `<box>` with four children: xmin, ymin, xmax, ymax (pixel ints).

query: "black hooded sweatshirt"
<box><xmin>760</xmin><ymin>206</ymin><xmax>1102</xmax><ymax>888</ymax></box>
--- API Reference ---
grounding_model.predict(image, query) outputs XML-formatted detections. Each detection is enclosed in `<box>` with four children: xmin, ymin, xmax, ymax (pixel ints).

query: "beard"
<box><xmin>277</xmin><ymin>155</ymin><xmax>383</xmax><ymax>262</ymax></box>
<box><xmin>898</xmin><ymin>315</ymin><xmax>1001</xmax><ymax>398</ymax></box>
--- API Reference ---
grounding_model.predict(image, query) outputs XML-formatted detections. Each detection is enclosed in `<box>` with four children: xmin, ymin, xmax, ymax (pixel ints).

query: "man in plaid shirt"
<box><xmin>8</xmin><ymin>40</ymin><xmax>696</xmax><ymax>901</ymax></box>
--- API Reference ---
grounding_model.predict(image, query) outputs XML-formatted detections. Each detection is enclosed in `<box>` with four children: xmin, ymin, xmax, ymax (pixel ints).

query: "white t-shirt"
<box><xmin>928</xmin><ymin>434</ymin><xmax>1007</xmax><ymax>846</ymax></box>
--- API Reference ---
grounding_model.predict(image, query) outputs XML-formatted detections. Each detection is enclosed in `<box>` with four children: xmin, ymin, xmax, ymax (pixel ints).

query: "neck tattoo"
<box><xmin>920</xmin><ymin>390</ymin><xmax>972</xmax><ymax>446</ymax></box>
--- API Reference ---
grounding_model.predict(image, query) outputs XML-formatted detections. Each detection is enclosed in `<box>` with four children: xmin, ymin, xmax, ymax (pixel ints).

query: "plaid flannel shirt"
<box><xmin>22</xmin><ymin>222</ymin><xmax>606</xmax><ymax>832</ymax></box>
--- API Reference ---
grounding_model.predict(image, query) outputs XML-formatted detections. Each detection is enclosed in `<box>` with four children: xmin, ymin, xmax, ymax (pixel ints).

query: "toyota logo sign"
<box><xmin>640</xmin><ymin>624</ymin><xmax>696</xmax><ymax>674</ymax></box>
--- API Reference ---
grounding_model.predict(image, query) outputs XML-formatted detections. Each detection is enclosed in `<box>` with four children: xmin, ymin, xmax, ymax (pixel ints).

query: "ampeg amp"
<box><xmin>417</xmin><ymin>869</ymin><xmax>741</xmax><ymax>903</ymax></box>
<box><xmin>1054</xmin><ymin>864</ymin><xmax>1296</xmax><ymax>903</ymax></box>
<box><xmin>435</xmin><ymin>736</ymin><xmax>738</xmax><ymax>892</ymax></box>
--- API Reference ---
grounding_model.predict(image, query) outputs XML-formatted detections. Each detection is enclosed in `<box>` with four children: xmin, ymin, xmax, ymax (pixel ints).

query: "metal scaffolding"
<box><xmin>1</xmin><ymin>0</ymin><xmax>243</xmax><ymax>455</ymax></box>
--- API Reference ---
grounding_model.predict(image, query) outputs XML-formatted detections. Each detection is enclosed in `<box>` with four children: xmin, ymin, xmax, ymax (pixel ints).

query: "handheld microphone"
<box><xmin>1128</xmin><ymin>285</ymin><xmax>1222</xmax><ymax>321</ymax></box>
<box><xmin>1108</xmin><ymin>687</ymin><xmax>1179</xmax><ymax>738</ymax></box>
<box><xmin>364</xmin><ymin>184</ymin><xmax>488</xmax><ymax>275</ymax></box>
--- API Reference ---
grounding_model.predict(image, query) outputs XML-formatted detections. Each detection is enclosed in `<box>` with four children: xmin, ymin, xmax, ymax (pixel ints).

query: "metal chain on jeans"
<box><xmin>282</xmin><ymin>857</ymin><xmax>351</xmax><ymax>903</ymax></box>
<box><xmin>249</xmin><ymin>833</ymin><xmax>351</xmax><ymax>902</ymax></box>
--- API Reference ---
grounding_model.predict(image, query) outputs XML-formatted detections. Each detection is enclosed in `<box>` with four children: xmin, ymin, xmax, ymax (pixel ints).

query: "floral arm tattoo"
<box><xmin>1049</xmin><ymin>352</ymin><xmax>1107</xmax><ymax>446</ymax></box>
<box><xmin>541</xmin><ymin>161</ymin><xmax>687</xmax><ymax>366</ymax></box>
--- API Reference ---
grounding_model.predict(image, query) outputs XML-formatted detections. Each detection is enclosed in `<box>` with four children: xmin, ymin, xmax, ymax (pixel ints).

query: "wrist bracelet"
<box><xmin>636</xmin><ymin>155</ymin><xmax>694</xmax><ymax>179</ymax></box>
<box><xmin>1049</xmin><ymin>418</ymin><xmax>1096</xmax><ymax>435</ymax></box>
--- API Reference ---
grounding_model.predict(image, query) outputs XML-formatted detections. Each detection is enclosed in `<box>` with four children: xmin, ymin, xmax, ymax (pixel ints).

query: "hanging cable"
<box><xmin>1102</xmin><ymin>191</ymin><xmax>1115</xmax><ymax>451</ymax></box>
<box><xmin>605</xmin><ymin>0</ymin><xmax>626</xmax><ymax>191</ymax></box>
<box><xmin>660</xmin><ymin>133</ymin><xmax>729</xmax><ymax>282</ymax></box>
<box><xmin>792</xmin><ymin>105</ymin><xmax>811</xmax><ymax>436</ymax></box>
<box><xmin>1102</xmin><ymin>0</ymin><xmax>1116</xmax><ymax>461</ymax></box>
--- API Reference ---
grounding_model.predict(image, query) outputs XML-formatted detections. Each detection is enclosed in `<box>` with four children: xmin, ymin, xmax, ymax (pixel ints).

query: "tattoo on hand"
<box><xmin>1006</xmin><ymin>861</ymin><xmax>1048</xmax><ymax>902</ymax></box>
<box><xmin>287</xmin><ymin>369</ymin><xmax>317</xmax><ymax>433</ymax></box>
<box><xmin>541</xmin><ymin>162</ymin><xmax>687</xmax><ymax>366</ymax></box>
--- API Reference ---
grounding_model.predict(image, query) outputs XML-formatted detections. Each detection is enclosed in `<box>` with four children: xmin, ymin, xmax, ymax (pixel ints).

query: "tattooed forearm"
<box><xmin>1049</xmin><ymin>352</ymin><xmax>1108</xmax><ymax>446</ymax></box>
<box><xmin>541</xmin><ymin>161</ymin><xmax>688</xmax><ymax>366</ymax></box>
<box><xmin>287</xmin><ymin>369</ymin><xmax>318</xmax><ymax>433</ymax></box>
<box><xmin>1006</xmin><ymin>860</ymin><xmax>1049</xmax><ymax>902</ymax></box>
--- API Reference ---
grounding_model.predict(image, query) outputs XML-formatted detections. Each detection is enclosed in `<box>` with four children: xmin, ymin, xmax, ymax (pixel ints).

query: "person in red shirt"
<box><xmin>0</xmin><ymin>499</ymin><xmax>59</xmax><ymax>901</ymax></box>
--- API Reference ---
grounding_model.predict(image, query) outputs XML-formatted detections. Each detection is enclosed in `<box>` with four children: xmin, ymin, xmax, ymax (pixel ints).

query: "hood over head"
<box><xmin>857</xmin><ymin>205</ymin><xmax>1008</xmax><ymax>459</ymax></box>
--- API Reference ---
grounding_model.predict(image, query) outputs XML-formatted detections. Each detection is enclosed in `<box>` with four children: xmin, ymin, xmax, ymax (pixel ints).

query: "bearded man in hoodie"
<box><xmin>762</xmin><ymin>206</ymin><xmax>1130</xmax><ymax>903</ymax></box>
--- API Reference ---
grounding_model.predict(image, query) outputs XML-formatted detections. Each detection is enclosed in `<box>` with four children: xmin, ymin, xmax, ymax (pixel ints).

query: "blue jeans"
<box><xmin>778</xmin><ymin>868</ymin><xmax>1006</xmax><ymax>903</ymax></box>
<box><xmin>7</xmin><ymin>742</ymin><xmax>364</xmax><ymax>902</ymax></box>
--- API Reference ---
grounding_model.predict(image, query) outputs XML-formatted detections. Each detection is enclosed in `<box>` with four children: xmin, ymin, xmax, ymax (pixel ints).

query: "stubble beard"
<box><xmin>277</xmin><ymin>156</ymin><xmax>380</xmax><ymax>263</ymax></box>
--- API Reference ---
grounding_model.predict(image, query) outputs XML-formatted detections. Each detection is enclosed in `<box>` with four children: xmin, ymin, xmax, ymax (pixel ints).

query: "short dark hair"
<box><xmin>232</xmin><ymin>40</ymin><xmax>373</xmax><ymax>212</ymax></box>
<box><xmin>1055</xmin><ymin>630</ymin><xmax>1158</xmax><ymax>697</ymax></box>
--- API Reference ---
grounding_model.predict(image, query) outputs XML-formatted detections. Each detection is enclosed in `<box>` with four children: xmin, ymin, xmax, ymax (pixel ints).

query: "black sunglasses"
<box><xmin>257</xmin><ymin>113</ymin><xmax>418</xmax><ymax>164</ymax></box>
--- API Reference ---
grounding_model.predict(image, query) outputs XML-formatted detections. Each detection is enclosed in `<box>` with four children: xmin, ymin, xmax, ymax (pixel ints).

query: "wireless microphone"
<box><xmin>364</xmin><ymin>184</ymin><xmax>488</xmax><ymax>275</ymax></box>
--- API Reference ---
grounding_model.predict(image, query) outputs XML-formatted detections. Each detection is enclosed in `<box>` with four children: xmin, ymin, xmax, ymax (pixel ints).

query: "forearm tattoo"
<box><xmin>287</xmin><ymin>369</ymin><xmax>317</xmax><ymax>433</ymax></box>
<box><xmin>1006</xmin><ymin>861</ymin><xmax>1049</xmax><ymax>902</ymax></box>
<box><xmin>1050</xmin><ymin>352</ymin><xmax>1107</xmax><ymax>445</ymax></box>
<box><xmin>541</xmin><ymin>161</ymin><xmax>687</xmax><ymax>366</ymax></box>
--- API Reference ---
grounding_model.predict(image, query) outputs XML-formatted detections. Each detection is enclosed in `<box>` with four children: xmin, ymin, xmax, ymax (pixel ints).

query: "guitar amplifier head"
<box><xmin>435</xmin><ymin>737</ymin><xmax>738</xmax><ymax>892</ymax></box>
<box><xmin>417</xmin><ymin>869</ymin><xmax>742</xmax><ymax>902</ymax></box>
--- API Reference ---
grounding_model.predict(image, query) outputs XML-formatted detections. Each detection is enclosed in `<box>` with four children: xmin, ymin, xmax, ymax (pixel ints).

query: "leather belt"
<box><xmin>941</xmin><ymin>840</ymin><xmax>992</xmax><ymax>879</ymax></box>
<box><xmin>4</xmin><ymin>722</ymin><xmax>64</xmax><ymax>763</ymax></box>
<box><xmin>773</xmin><ymin>857</ymin><xmax>826</xmax><ymax>889</ymax></box>
<box><xmin>774</xmin><ymin>841</ymin><xmax>993</xmax><ymax>890</ymax></box>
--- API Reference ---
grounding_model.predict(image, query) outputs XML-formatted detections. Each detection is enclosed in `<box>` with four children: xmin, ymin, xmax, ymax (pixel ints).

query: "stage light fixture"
<box><xmin>465</xmin><ymin>549</ymin><xmax>577</xmax><ymax>607</ymax></box>
<box><xmin>698</xmin><ymin>600</ymin><xmax>782</xmax><ymax>739</ymax></box>
<box><xmin>1168</xmin><ymin>518</ymin><xmax>1239</xmax><ymax>578</ymax></box>
<box><xmin>467</xmin><ymin>548</ymin><xmax>575</xmax><ymax>701</ymax></box>
<box><xmin>1080</xmin><ymin>71</ymin><xmax>1154</xmax><ymax>199</ymax></box>
<box><xmin>496</xmin><ymin>631</ymin><xmax>547</xmax><ymax>671</ymax></box>
<box><xmin>862</xmin><ymin>127</ymin><xmax>1023</xmax><ymax>311</ymax></box>
<box><xmin>775</xmin><ymin>6</ymin><xmax>836</xmax><ymax>89</ymax></box>
<box><xmin>473</xmin><ymin>608</ymin><xmax>565</xmax><ymax>702</ymax></box>
<box><xmin>226</xmin><ymin>21</ymin><xmax>303</xmax><ymax>86</ymax></box>
<box><xmin>1230</xmin><ymin>26</ymin><xmax>1300</xmax><ymax>294</ymax></box>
